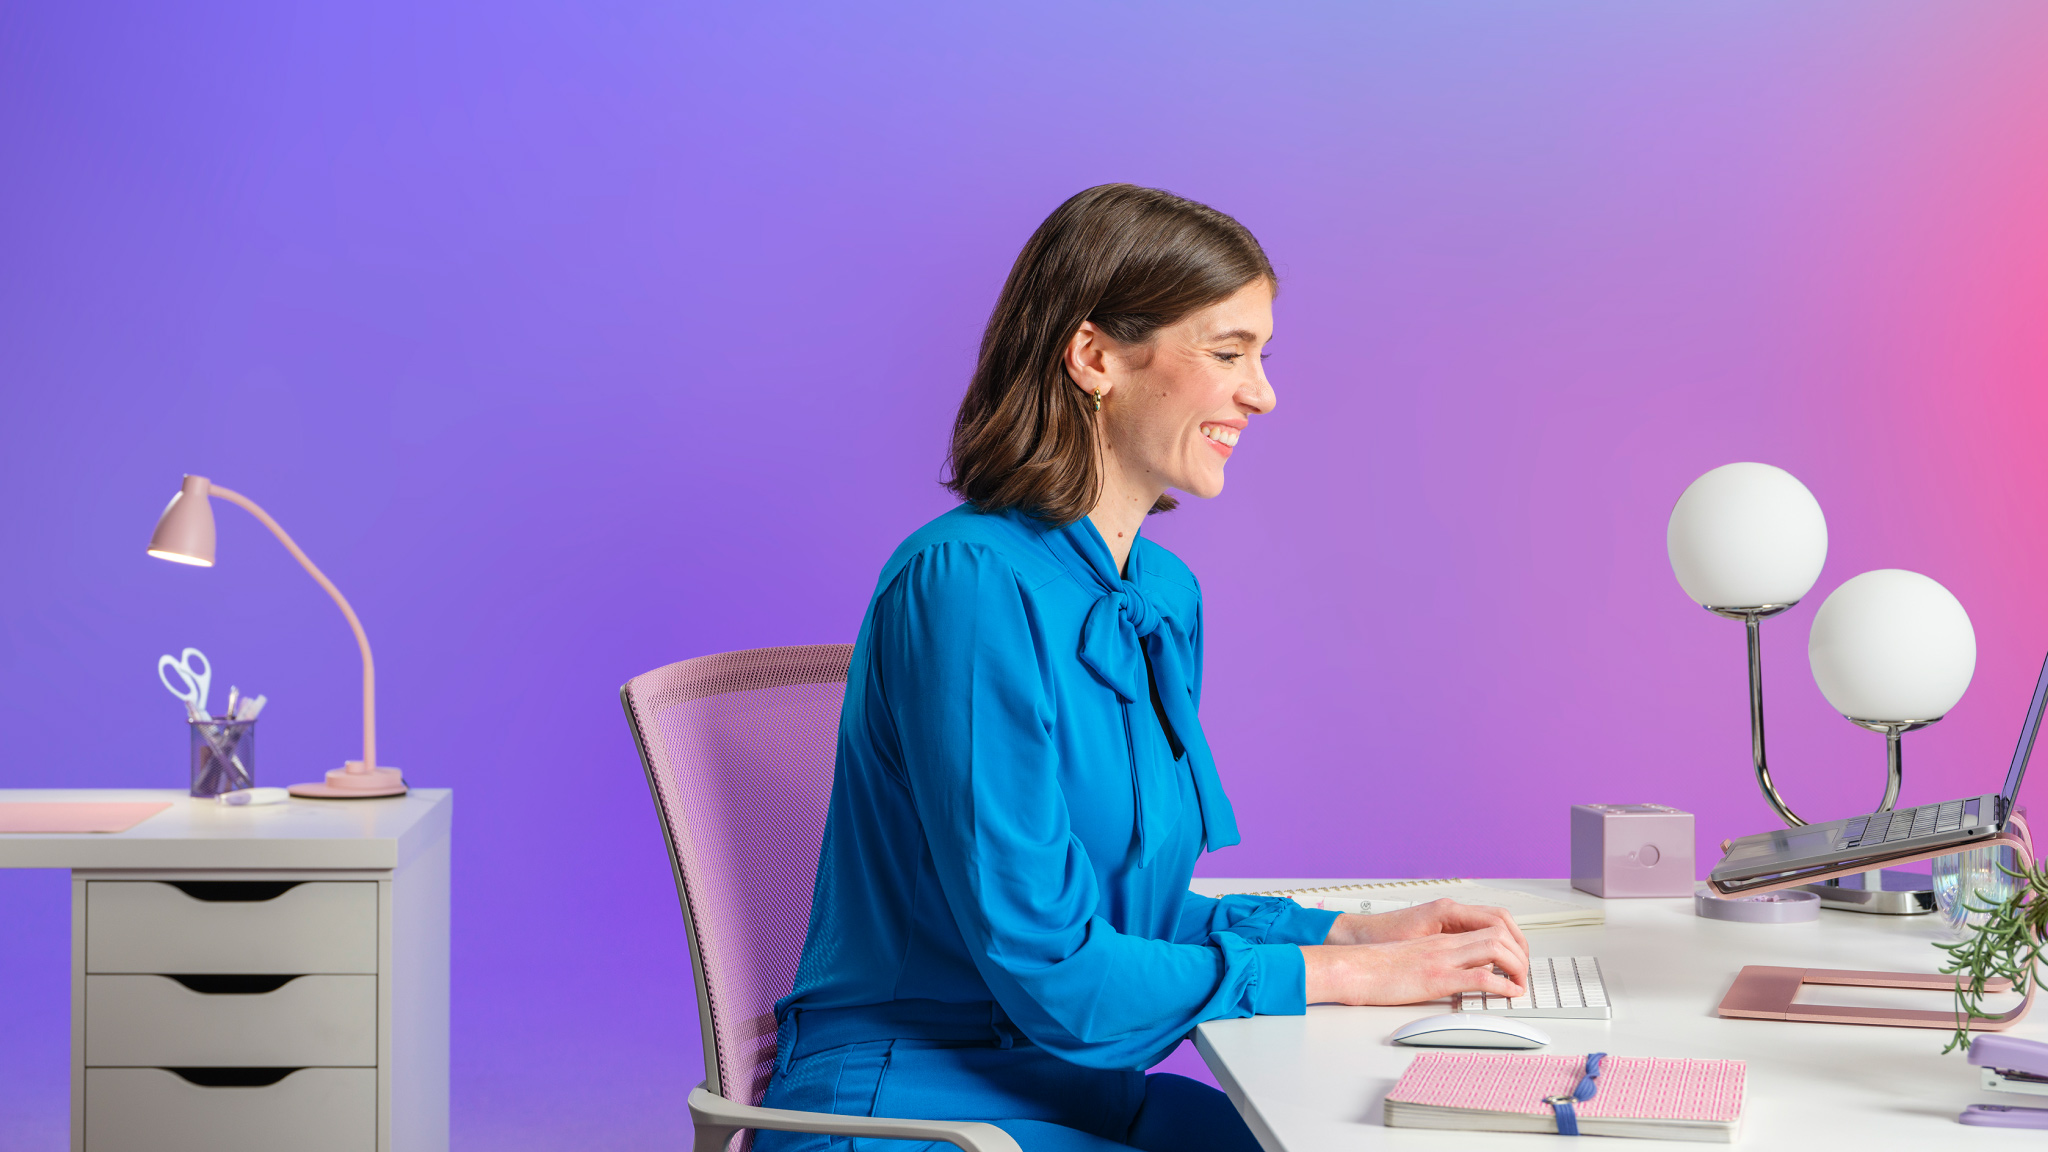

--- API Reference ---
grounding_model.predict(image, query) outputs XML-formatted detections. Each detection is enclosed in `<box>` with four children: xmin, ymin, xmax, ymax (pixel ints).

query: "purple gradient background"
<box><xmin>4</xmin><ymin>2</ymin><xmax>2047</xmax><ymax>1147</ymax></box>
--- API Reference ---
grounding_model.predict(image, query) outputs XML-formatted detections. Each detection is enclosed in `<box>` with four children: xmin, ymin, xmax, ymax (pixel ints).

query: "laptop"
<box><xmin>1710</xmin><ymin>650</ymin><xmax>2048</xmax><ymax>894</ymax></box>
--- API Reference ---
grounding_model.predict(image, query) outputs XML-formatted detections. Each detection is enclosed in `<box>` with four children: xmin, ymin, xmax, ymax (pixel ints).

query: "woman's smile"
<box><xmin>1200</xmin><ymin>422</ymin><xmax>1242</xmax><ymax>456</ymax></box>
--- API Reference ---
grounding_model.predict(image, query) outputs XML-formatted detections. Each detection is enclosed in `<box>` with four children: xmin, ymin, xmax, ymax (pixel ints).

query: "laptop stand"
<box><xmin>1709</xmin><ymin>817</ymin><xmax>2035</xmax><ymax>1030</ymax></box>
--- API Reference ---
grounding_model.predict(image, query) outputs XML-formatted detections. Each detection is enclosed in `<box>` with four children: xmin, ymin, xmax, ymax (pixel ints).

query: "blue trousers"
<box><xmin>752</xmin><ymin>1037</ymin><xmax>1262</xmax><ymax>1152</ymax></box>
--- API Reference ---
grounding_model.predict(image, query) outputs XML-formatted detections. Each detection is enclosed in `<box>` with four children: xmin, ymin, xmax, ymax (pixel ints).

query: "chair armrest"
<box><xmin>688</xmin><ymin>1083</ymin><xmax>1023</xmax><ymax>1152</ymax></box>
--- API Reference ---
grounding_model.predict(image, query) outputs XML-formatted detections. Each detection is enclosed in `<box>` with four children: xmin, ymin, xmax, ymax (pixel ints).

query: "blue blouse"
<box><xmin>778</xmin><ymin>505</ymin><xmax>1339</xmax><ymax>1071</ymax></box>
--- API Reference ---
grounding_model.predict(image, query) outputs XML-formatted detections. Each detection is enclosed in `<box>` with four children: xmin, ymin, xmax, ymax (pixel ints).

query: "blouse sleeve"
<box><xmin>872</xmin><ymin>542</ymin><xmax>1308</xmax><ymax>1070</ymax></box>
<box><xmin>1175</xmin><ymin>892</ymin><xmax>1341</xmax><ymax>948</ymax></box>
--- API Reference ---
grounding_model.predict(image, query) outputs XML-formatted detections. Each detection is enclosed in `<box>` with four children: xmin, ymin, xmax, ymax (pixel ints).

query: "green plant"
<box><xmin>1934</xmin><ymin>855</ymin><xmax>2046</xmax><ymax>1053</ymax></box>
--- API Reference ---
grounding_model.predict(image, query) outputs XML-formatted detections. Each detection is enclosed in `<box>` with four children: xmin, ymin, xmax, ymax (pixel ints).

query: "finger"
<box><xmin>1487</xmin><ymin>937</ymin><xmax>1530</xmax><ymax>992</ymax></box>
<box><xmin>1500</xmin><ymin>911</ymin><xmax>1528</xmax><ymax>958</ymax></box>
<box><xmin>1450</xmin><ymin>904</ymin><xmax>1529</xmax><ymax>958</ymax></box>
<box><xmin>1444</xmin><ymin>934</ymin><xmax>1528</xmax><ymax>993</ymax></box>
<box><xmin>1479</xmin><ymin>905</ymin><xmax>1528</xmax><ymax>957</ymax></box>
<box><xmin>1471</xmin><ymin>968</ymin><xmax>1525</xmax><ymax>998</ymax></box>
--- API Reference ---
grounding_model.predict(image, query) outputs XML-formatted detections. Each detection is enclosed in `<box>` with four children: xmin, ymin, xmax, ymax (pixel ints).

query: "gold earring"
<box><xmin>1093</xmin><ymin>388</ymin><xmax>1104</xmax><ymax>412</ymax></box>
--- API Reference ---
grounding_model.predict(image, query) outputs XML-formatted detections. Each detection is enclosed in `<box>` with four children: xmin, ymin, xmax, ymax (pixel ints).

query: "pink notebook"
<box><xmin>0</xmin><ymin>802</ymin><xmax>173</xmax><ymax>834</ymax></box>
<box><xmin>1384</xmin><ymin>1052</ymin><xmax>1745</xmax><ymax>1143</ymax></box>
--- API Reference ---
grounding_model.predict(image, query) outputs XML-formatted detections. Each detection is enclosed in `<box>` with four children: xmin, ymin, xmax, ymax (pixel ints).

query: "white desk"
<box><xmin>1191</xmin><ymin>878</ymin><xmax>2045</xmax><ymax>1151</ymax></box>
<box><xmin>0</xmin><ymin>788</ymin><xmax>451</xmax><ymax>1152</ymax></box>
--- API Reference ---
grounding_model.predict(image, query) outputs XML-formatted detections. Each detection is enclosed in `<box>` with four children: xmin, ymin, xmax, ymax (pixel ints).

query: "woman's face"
<box><xmin>1089</xmin><ymin>278</ymin><xmax>1277</xmax><ymax>502</ymax></box>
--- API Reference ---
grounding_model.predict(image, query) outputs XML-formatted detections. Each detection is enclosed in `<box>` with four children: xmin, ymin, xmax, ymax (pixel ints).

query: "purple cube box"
<box><xmin>1571</xmin><ymin>804</ymin><xmax>1695</xmax><ymax>898</ymax></box>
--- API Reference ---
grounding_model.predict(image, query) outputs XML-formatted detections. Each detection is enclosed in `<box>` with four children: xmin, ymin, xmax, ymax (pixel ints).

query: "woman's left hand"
<box><xmin>1323</xmin><ymin>898</ymin><xmax>1528</xmax><ymax>960</ymax></box>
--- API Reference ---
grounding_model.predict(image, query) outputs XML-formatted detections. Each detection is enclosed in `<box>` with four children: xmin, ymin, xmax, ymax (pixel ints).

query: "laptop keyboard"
<box><xmin>1840</xmin><ymin>800</ymin><xmax>1966</xmax><ymax>849</ymax></box>
<box><xmin>1453</xmin><ymin>956</ymin><xmax>1611</xmax><ymax>1020</ymax></box>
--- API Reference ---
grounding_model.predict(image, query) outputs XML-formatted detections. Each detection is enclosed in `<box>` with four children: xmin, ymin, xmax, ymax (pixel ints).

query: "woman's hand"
<box><xmin>1300</xmin><ymin>925</ymin><xmax>1529</xmax><ymax>1006</ymax></box>
<box><xmin>1299</xmin><ymin>899</ymin><xmax>1531</xmax><ymax>1006</ymax></box>
<box><xmin>1324</xmin><ymin>898</ymin><xmax>1528</xmax><ymax>957</ymax></box>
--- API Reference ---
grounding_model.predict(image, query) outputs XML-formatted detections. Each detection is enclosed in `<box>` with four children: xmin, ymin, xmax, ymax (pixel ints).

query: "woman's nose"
<box><xmin>1243</xmin><ymin>361</ymin><xmax>1276</xmax><ymax>415</ymax></box>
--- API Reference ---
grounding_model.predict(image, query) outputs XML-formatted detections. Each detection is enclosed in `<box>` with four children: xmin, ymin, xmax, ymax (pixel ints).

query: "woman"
<box><xmin>757</xmin><ymin>185</ymin><xmax>1530</xmax><ymax>1151</ymax></box>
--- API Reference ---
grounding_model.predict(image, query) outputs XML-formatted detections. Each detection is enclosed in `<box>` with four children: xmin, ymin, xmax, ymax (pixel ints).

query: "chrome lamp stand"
<box><xmin>1712</xmin><ymin>604</ymin><xmax>1936</xmax><ymax>914</ymax></box>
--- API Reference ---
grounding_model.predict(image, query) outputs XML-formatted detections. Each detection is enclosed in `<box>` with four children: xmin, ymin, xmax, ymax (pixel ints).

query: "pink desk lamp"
<box><xmin>147</xmin><ymin>474</ymin><xmax>406</xmax><ymax>799</ymax></box>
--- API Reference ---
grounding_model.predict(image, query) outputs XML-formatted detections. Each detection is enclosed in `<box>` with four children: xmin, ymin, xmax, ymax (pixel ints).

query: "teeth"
<box><xmin>1202</xmin><ymin>425</ymin><xmax>1240</xmax><ymax>447</ymax></box>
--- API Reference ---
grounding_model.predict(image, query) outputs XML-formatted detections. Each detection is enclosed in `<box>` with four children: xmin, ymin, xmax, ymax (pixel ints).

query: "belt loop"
<box><xmin>775</xmin><ymin>1008</ymin><xmax>802</xmax><ymax>1075</ymax></box>
<box><xmin>989</xmin><ymin>1001</ymin><xmax>1017</xmax><ymax>1049</ymax></box>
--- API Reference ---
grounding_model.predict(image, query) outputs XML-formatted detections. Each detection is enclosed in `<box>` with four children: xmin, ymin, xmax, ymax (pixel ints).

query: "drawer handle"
<box><xmin>168</xmin><ymin>1068</ymin><xmax>301</xmax><ymax>1088</ymax></box>
<box><xmin>168</xmin><ymin>974</ymin><xmax>302</xmax><ymax>995</ymax></box>
<box><xmin>166</xmin><ymin>881</ymin><xmax>303</xmax><ymax>902</ymax></box>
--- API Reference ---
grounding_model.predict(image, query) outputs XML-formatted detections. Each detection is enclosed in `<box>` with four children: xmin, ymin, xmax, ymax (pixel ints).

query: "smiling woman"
<box><xmin>946</xmin><ymin>184</ymin><xmax>1278</xmax><ymax>559</ymax></box>
<box><xmin>754</xmin><ymin>185</ymin><xmax>1529</xmax><ymax>1152</ymax></box>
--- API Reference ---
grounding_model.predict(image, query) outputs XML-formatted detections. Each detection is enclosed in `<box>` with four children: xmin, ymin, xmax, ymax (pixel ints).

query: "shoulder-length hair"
<box><xmin>944</xmin><ymin>184</ymin><xmax>1276</xmax><ymax>526</ymax></box>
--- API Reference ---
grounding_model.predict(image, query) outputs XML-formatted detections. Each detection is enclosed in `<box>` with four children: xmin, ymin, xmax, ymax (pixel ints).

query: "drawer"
<box><xmin>88</xmin><ymin>974</ymin><xmax>376</xmax><ymax>1067</ymax></box>
<box><xmin>87</xmin><ymin>881</ymin><xmax>377</xmax><ymax>974</ymax></box>
<box><xmin>86</xmin><ymin>1067</ymin><xmax>374</xmax><ymax>1152</ymax></box>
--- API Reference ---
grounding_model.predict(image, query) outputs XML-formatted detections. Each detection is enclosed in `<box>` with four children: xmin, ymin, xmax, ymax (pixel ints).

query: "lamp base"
<box><xmin>288</xmin><ymin>762</ymin><xmax>408</xmax><ymax>799</ymax></box>
<box><xmin>1795</xmin><ymin>868</ymin><xmax>1935</xmax><ymax>915</ymax></box>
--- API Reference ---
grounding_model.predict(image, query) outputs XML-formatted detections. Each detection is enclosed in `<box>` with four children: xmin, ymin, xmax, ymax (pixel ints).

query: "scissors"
<box><xmin>157</xmin><ymin>647</ymin><xmax>213</xmax><ymax>719</ymax></box>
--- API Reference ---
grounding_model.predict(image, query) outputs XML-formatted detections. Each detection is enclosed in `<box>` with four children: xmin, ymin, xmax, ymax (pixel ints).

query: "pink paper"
<box><xmin>1387</xmin><ymin>1052</ymin><xmax>1745</xmax><ymax>1122</ymax></box>
<box><xmin>0</xmin><ymin>802</ymin><xmax>174</xmax><ymax>834</ymax></box>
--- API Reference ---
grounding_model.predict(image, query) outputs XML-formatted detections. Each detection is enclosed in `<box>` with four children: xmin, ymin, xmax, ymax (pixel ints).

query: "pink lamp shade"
<box><xmin>146</xmin><ymin>473</ymin><xmax>405</xmax><ymax>799</ymax></box>
<box><xmin>147</xmin><ymin>475</ymin><xmax>216</xmax><ymax>566</ymax></box>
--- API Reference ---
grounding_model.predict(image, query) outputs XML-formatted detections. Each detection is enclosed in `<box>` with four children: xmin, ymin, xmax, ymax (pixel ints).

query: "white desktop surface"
<box><xmin>1189</xmin><ymin>878</ymin><xmax>2045</xmax><ymax>1151</ymax></box>
<box><xmin>0</xmin><ymin>787</ymin><xmax>452</xmax><ymax>870</ymax></box>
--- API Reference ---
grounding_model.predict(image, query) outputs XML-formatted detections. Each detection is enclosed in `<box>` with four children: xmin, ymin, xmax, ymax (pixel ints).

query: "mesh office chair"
<box><xmin>623</xmin><ymin>644</ymin><xmax>1021</xmax><ymax>1152</ymax></box>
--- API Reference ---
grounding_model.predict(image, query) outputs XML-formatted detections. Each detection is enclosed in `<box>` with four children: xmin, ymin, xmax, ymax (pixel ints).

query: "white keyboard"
<box><xmin>1453</xmin><ymin>955</ymin><xmax>1611</xmax><ymax>1020</ymax></box>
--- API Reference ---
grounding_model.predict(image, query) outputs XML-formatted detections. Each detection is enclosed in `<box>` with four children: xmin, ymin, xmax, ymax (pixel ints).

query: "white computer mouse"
<box><xmin>1390</xmin><ymin>1013</ymin><xmax>1552</xmax><ymax>1049</ymax></box>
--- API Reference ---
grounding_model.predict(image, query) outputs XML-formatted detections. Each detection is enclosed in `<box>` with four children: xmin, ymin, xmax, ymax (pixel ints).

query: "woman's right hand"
<box><xmin>1299</xmin><ymin>925</ymin><xmax>1528</xmax><ymax>1006</ymax></box>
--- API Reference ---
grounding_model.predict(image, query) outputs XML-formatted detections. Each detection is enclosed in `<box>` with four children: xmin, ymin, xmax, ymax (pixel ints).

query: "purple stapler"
<box><xmin>1970</xmin><ymin>1034</ymin><xmax>2048</xmax><ymax>1096</ymax></box>
<box><xmin>1963</xmin><ymin>1035</ymin><xmax>2048</xmax><ymax>1127</ymax></box>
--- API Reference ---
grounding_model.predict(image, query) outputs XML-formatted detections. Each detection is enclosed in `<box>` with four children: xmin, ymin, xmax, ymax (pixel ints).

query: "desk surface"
<box><xmin>0</xmin><ymin>788</ymin><xmax>451</xmax><ymax>870</ymax></box>
<box><xmin>1190</xmin><ymin>878</ymin><xmax>2044</xmax><ymax>1151</ymax></box>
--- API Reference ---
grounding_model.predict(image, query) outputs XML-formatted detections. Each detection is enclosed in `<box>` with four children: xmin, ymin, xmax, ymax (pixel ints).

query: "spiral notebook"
<box><xmin>1240</xmin><ymin>879</ymin><xmax>1603</xmax><ymax>929</ymax></box>
<box><xmin>1384</xmin><ymin>1051</ymin><xmax>1745</xmax><ymax>1142</ymax></box>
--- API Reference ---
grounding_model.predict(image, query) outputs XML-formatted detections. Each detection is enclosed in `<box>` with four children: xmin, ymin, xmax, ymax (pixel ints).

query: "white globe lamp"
<box><xmin>1668</xmin><ymin>463</ymin><xmax>1828</xmax><ymax>609</ymax></box>
<box><xmin>1667</xmin><ymin>463</ymin><xmax>1829</xmax><ymax>826</ymax></box>
<box><xmin>1809</xmin><ymin>570</ymin><xmax>1975</xmax><ymax>811</ymax></box>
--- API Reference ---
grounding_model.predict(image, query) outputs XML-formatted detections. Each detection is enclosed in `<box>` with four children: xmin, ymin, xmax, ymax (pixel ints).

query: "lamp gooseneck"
<box><xmin>206</xmin><ymin>484</ymin><xmax>378</xmax><ymax>775</ymax></box>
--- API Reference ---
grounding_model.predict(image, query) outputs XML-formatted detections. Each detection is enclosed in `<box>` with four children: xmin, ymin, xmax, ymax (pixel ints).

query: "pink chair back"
<box><xmin>622</xmin><ymin>644</ymin><xmax>853</xmax><ymax>1110</ymax></box>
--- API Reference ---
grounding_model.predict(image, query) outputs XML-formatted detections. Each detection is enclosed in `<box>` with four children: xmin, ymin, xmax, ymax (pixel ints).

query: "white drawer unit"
<box><xmin>86</xmin><ymin>880</ymin><xmax>378</xmax><ymax>974</ymax></box>
<box><xmin>85</xmin><ymin>1067</ymin><xmax>376</xmax><ymax>1152</ymax></box>
<box><xmin>86</xmin><ymin>974</ymin><xmax>378</xmax><ymax>1067</ymax></box>
<box><xmin>0</xmin><ymin>789</ymin><xmax>455</xmax><ymax>1152</ymax></box>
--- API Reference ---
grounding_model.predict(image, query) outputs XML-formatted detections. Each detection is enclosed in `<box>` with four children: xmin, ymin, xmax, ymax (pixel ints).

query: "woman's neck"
<box><xmin>1086</xmin><ymin>452</ymin><xmax>1163</xmax><ymax>578</ymax></box>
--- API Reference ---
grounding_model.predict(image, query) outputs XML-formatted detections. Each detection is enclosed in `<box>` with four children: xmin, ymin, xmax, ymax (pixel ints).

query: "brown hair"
<box><xmin>944</xmin><ymin>184</ymin><xmax>1276</xmax><ymax>526</ymax></box>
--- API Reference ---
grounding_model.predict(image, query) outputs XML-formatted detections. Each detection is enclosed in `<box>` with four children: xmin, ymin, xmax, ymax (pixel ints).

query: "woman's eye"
<box><xmin>1213</xmin><ymin>352</ymin><xmax>1242</xmax><ymax>363</ymax></box>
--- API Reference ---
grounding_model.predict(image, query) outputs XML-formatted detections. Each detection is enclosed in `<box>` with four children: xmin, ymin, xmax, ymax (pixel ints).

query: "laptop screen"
<box><xmin>2001</xmin><ymin>650</ymin><xmax>2048</xmax><ymax>802</ymax></box>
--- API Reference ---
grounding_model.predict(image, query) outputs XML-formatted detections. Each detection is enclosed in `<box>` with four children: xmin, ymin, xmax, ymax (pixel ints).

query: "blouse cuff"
<box><xmin>1246</xmin><ymin>943</ymin><xmax>1311</xmax><ymax>1016</ymax></box>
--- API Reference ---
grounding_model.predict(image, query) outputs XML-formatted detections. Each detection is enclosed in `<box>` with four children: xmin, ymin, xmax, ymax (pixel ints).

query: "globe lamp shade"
<box><xmin>1809</xmin><ymin>569</ymin><xmax>1975</xmax><ymax>723</ymax></box>
<box><xmin>147</xmin><ymin>475</ymin><xmax>216</xmax><ymax>567</ymax></box>
<box><xmin>1668</xmin><ymin>463</ymin><xmax>1828</xmax><ymax>608</ymax></box>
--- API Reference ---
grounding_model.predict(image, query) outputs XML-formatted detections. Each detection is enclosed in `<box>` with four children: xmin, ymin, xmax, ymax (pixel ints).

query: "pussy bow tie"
<box><xmin>1077</xmin><ymin>575</ymin><xmax>1241</xmax><ymax>867</ymax></box>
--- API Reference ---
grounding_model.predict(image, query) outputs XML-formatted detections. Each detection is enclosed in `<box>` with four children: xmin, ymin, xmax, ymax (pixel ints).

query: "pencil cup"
<box><xmin>189</xmin><ymin>718</ymin><xmax>256</xmax><ymax>798</ymax></box>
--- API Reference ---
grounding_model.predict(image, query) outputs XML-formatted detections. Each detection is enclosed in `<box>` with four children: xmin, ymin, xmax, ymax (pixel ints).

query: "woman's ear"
<box><xmin>1063</xmin><ymin>320</ymin><xmax>1113</xmax><ymax>402</ymax></box>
